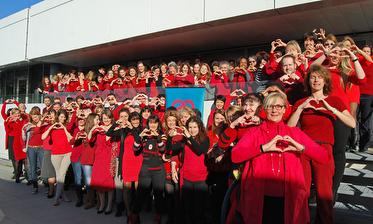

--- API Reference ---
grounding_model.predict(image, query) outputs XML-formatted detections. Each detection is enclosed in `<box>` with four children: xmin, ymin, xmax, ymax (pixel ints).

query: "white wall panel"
<box><xmin>149</xmin><ymin>0</ymin><xmax>204</xmax><ymax>32</ymax></box>
<box><xmin>28</xmin><ymin>0</ymin><xmax>150</xmax><ymax>59</ymax></box>
<box><xmin>0</xmin><ymin>0</ymin><xmax>325</xmax><ymax>64</ymax></box>
<box><xmin>275</xmin><ymin>0</ymin><xmax>321</xmax><ymax>8</ymax></box>
<box><xmin>204</xmin><ymin>0</ymin><xmax>274</xmax><ymax>22</ymax></box>
<box><xmin>0</xmin><ymin>9</ymin><xmax>28</xmax><ymax>66</ymax></box>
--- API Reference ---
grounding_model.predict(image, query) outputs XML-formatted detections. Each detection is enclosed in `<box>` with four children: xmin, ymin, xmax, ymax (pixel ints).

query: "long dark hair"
<box><xmin>55</xmin><ymin>109</ymin><xmax>69</xmax><ymax>125</ymax></box>
<box><xmin>146</xmin><ymin>114</ymin><xmax>162</xmax><ymax>134</ymax></box>
<box><xmin>186</xmin><ymin>116</ymin><xmax>207</xmax><ymax>143</ymax></box>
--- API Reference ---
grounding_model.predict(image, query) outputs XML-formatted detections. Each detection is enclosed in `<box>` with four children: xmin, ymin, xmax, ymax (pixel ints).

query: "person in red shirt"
<box><xmin>22</xmin><ymin>107</ymin><xmax>46</xmax><ymax>194</ymax></box>
<box><xmin>174</xmin><ymin>62</ymin><xmax>195</xmax><ymax>87</ymax></box>
<box><xmin>110</xmin><ymin>67</ymin><xmax>127</xmax><ymax>90</ymax></box>
<box><xmin>278</xmin><ymin>55</ymin><xmax>306</xmax><ymax>104</ymax></box>
<box><xmin>162</xmin><ymin>109</ymin><xmax>184</xmax><ymax>224</ymax></box>
<box><xmin>2</xmin><ymin>99</ymin><xmax>22</xmax><ymax>176</ymax></box>
<box><xmin>6</xmin><ymin>107</ymin><xmax>28</xmax><ymax>183</ymax></box>
<box><xmin>230</xmin><ymin>57</ymin><xmax>251</xmax><ymax>92</ymax></box>
<box><xmin>41</xmin><ymin>109</ymin><xmax>73</xmax><ymax>206</ymax></box>
<box><xmin>40</xmin><ymin>109</ymin><xmax>57</xmax><ymax>198</ymax></box>
<box><xmin>359</xmin><ymin>44</ymin><xmax>373</xmax><ymax>151</ymax></box>
<box><xmin>76</xmin><ymin>72</ymin><xmax>89</xmax><ymax>92</ymax></box>
<box><xmin>70</xmin><ymin>114</ymin><xmax>86</xmax><ymax>207</ymax></box>
<box><xmin>163</xmin><ymin>62</ymin><xmax>177</xmax><ymax>87</ymax></box>
<box><xmin>195</xmin><ymin>63</ymin><xmax>211</xmax><ymax>87</ymax></box>
<box><xmin>132</xmin><ymin>115</ymin><xmax>166</xmax><ymax>224</ymax></box>
<box><xmin>170</xmin><ymin>116</ymin><xmax>210</xmax><ymax>224</ymax></box>
<box><xmin>288</xmin><ymin>64</ymin><xmax>355</xmax><ymax>224</ymax></box>
<box><xmin>67</xmin><ymin>72</ymin><xmax>79</xmax><ymax>92</ymax></box>
<box><xmin>89</xmin><ymin>112</ymin><xmax>116</xmax><ymax>214</ymax></box>
<box><xmin>207</xmin><ymin>95</ymin><xmax>226</xmax><ymax>130</ymax></box>
<box><xmin>205</xmin><ymin>109</ymin><xmax>229</xmax><ymax>224</ymax></box>
<box><xmin>103</xmin><ymin>70</ymin><xmax>116</xmax><ymax>90</ymax></box>
<box><xmin>37</xmin><ymin>76</ymin><xmax>54</xmax><ymax>94</ymax></box>
<box><xmin>312</xmin><ymin>42</ymin><xmax>366</xmax><ymax>199</ymax></box>
<box><xmin>136</xmin><ymin>61</ymin><xmax>148</xmax><ymax>92</ymax></box>
<box><xmin>210</xmin><ymin>61</ymin><xmax>231</xmax><ymax>101</ymax></box>
<box><xmin>231</xmin><ymin>92</ymin><xmax>327</xmax><ymax>224</ymax></box>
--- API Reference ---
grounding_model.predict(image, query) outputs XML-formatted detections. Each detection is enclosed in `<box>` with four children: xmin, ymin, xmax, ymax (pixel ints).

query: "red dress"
<box><xmin>122</xmin><ymin>133</ymin><xmax>143</xmax><ymax>182</ymax></box>
<box><xmin>6</xmin><ymin>119</ymin><xmax>27</xmax><ymax>160</ymax></box>
<box><xmin>90</xmin><ymin>133</ymin><xmax>118</xmax><ymax>191</ymax></box>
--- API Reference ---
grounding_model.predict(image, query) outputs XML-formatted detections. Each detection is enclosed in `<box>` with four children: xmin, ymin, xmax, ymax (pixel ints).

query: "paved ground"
<box><xmin>0</xmin><ymin>150</ymin><xmax>372</xmax><ymax>224</ymax></box>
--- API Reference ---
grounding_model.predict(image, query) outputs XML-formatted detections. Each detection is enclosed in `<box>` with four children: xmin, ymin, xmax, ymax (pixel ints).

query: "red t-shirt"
<box><xmin>49</xmin><ymin>128</ymin><xmax>72</xmax><ymax>155</ymax></box>
<box><xmin>28</xmin><ymin>126</ymin><xmax>46</xmax><ymax>147</ymax></box>
<box><xmin>292</xmin><ymin>96</ymin><xmax>347</xmax><ymax>145</ymax></box>
<box><xmin>182</xmin><ymin>144</ymin><xmax>207</xmax><ymax>182</ymax></box>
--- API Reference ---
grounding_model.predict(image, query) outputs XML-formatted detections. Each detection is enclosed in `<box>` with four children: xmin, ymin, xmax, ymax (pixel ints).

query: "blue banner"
<box><xmin>165</xmin><ymin>87</ymin><xmax>205</xmax><ymax>117</ymax></box>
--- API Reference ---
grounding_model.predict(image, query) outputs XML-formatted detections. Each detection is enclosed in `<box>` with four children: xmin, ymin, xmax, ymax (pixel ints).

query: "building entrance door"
<box><xmin>16</xmin><ymin>77</ymin><xmax>29</xmax><ymax>104</ymax></box>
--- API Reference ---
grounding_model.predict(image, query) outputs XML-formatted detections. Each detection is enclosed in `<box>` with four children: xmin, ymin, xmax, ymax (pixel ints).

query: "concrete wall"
<box><xmin>0</xmin><ymin>0</ymin><xmax>321</xmax><ymax>67</ymax></box>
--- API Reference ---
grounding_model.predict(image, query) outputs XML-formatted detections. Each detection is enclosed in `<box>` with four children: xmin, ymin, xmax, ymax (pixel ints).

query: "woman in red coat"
<box><xmin>6</xmin><ymin>108</ymin><xmax>27</xmax><ymax>183</ymax></box>
<box><xmin>231</xmin><ymin>92</ymin><xmax>328</xmax><ymax>224</ymax></box>
<box><xmin>89</xmin><ymin>111</ymin><xmax>117</xmax><ymax>214</ymax></box>
<box><xmin>41</xmin><ymin>109</ymin><xmax>73</xmax><ymax>206</ymax></box>
<box><xmin>288</xmin><ymin>64</ymin><xmax>355</xmax><ymax>224</ymax></box>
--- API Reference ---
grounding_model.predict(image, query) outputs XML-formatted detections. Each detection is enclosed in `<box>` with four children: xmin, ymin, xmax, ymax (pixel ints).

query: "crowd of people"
<box><xmin>2</xmin><ymin>28</ymin><xmax>373</xmax><ymax>224</ymax></box>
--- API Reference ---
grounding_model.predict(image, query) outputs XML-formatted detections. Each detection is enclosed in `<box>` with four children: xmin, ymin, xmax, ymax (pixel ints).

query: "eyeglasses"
<box><xmin>324</xmin><ymin>42</ymin><xmax>334</xmax><ymax>46</ymax></box>
<box><xmin>265</xmin><ymin>104</ymin><xmax>285</xmax><ymax>111</ymax></box>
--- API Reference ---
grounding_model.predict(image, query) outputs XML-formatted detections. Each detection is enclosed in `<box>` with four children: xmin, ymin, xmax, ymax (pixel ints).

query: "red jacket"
<box><xmin>231</xmin><ymin>121</ymin><xmax>327</xmax><ymax>224</ymax></box>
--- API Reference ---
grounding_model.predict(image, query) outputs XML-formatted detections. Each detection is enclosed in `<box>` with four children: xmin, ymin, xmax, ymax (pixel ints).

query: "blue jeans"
<box><xmin>27</xmin><ymin>147</ymin><xmax>44</xmax><ymax>182</ymax></box>
<box><xmin>82</xmin><ymin>165</ymin><xmax>92</xmax><ymax>188</ymax></box>
<box><xmin>71</xmin><ymin>162</ymin><xmax>83</xmax><ymax>186</ymax></box>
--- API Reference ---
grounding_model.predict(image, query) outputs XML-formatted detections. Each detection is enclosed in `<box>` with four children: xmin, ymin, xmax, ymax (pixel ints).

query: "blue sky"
<box><xmin>0</xmin><ymin>0</ymin><xmax>43</xmax><ymax>19</ymax></box>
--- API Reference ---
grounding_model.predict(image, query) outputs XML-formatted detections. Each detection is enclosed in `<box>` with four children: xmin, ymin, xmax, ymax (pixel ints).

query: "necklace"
<box><xmin>270</xmin><ymin>153</ymin><xmax>282</xmax><ymax>176</ymax></box>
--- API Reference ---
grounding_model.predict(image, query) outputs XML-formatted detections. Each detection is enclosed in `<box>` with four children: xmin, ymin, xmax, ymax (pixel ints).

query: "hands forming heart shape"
<box><xmin>262</xmin><ymin>135</ymin><xmax>304</xmax><ymax>153</ymax></box>
<box><xmin>301</xmin><ymin>98</ymin><xmax>330</xmax><ymax>112</ymax></box>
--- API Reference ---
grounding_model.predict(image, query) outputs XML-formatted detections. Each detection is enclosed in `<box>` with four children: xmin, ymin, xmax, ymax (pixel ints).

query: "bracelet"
<box><xmin>331</xmin><ymin>107</ymin><xmax>338</xmax><ymax>114</ymax></box>
<box><xmin>352</xmin><ymin>58</ymin><xmax>358</xmax><ymax>62</ymax></box>
<box><xmin>260</xmin><ymin>144</ymin><xmax>264</xmax><ymax>153</ymax></box>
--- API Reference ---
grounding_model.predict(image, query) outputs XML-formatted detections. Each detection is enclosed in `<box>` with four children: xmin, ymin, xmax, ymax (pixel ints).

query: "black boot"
<box><xmin>32</xmin><ymin>181</ymin><xmax>38</xmax><ymax>194</ymax></box>
<box><xmin>115</xmin><ymin>202</ymin><xmax>124</xmax><ymax>217</ymax></box>
<box><xmin>75</xmin><ymin>185</ymin><xmax>83</xmax><ymax>207</ymax></box>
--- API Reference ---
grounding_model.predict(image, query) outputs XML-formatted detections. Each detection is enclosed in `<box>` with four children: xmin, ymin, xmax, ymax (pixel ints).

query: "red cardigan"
<box><xmin>231</xmin><ymin>121</ymin><xmax>327</xmax><ymax>224</ymax></box>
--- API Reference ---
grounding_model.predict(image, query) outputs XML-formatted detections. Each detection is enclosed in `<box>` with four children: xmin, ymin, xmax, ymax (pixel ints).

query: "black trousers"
<box><xmin>332</xmin><ymin>119</ymin><xmax>351</xmax><ymax>201</ymax></box>
<box><xmin>132</xmin><ymin>164</ymin><xmax>165</xmax><ymax>214</ymax></box>
<box><xmin>359</xmin><ymin>94</ymin><xmax>373</xmax><ymax>150</ymax></box>
<box><xmin>207</xmin><ymin>171</ymin><xmax>229</xmax><ymax>224</ymax></box>
<box><xmin>7</xmin><ymin>136</ymin><xmax>16</xmax><ymax>173</ymax></box>
<box><xmin>165</xmin><ymin>180</ymin><xmax>181</xmax><ymax>224</ymax></box>
<box><xmin>262</xmin><ymin>196</ymin><xmax>284</xmax><ymax>224</ymax></box>
<box><xmin>182</xmin><ymin>179</ymin><xmax>208</xmax><ymax>224</ymax></box>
